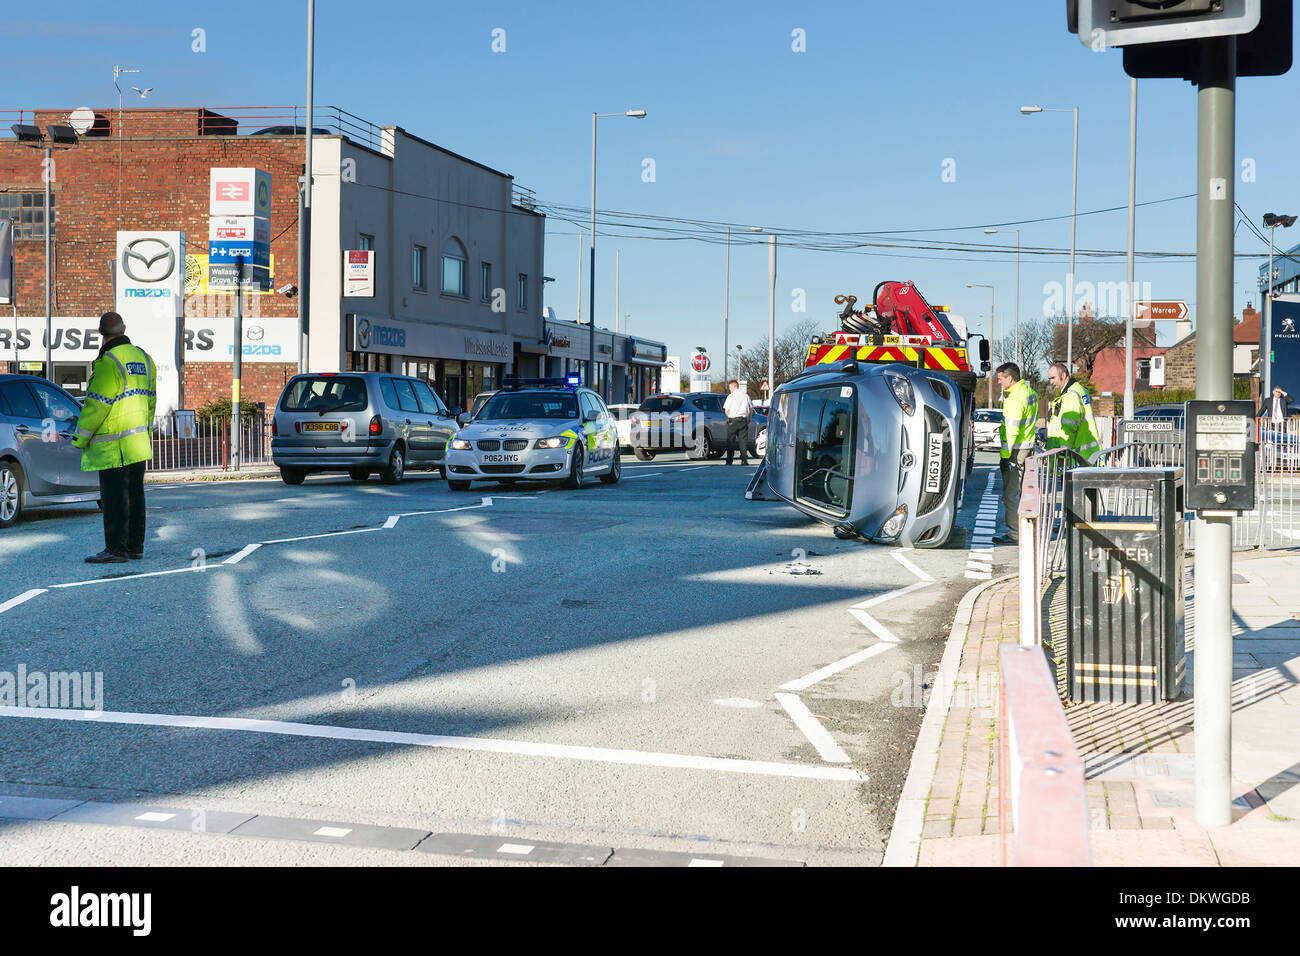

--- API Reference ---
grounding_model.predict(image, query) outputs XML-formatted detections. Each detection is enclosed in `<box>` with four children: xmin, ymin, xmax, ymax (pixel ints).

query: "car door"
<box><xmin>28</xmin><ymin>381</ymin><xmax>98</xmax><ymax>493</ymax></box>
<box><xmin>388</xmin><ymin>377</ymin><xmax>427</xmax><ymax>461</ymax></box>
<box><xmin>0</xmin><ymin>379</ymin><xmax>66</xmax><ymax>496</ymax></box>
<box><xmin>411</xmin><ymin>379</ymin><xmax>455</xmax><ymax>461</ymax></box>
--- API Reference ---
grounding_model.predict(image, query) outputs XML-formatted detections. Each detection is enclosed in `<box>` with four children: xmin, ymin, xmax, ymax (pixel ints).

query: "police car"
<box><xmin>444</xmin><ymin>377</ymin><xmax>621</xmax><ymax>490</ymax></box>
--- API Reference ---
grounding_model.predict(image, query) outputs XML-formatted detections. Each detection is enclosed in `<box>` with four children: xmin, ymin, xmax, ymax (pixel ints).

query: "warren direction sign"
<box><xmin>1135</xmin><ymin>300</ymin><xmax>1189</xmax><ymax>322</ymax></box>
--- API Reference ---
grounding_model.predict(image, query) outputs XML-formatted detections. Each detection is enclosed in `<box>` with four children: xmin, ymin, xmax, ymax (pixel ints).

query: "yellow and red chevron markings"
<box><xmin>804</xmin><ymin>344</ymin><xmax>969</xmax><ymax>372</ymax></box>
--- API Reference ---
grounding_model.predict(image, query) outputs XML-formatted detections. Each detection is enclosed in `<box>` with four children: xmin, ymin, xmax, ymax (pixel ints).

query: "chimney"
<box><xmin>1175</xmin><ymin>318</ymin><xmax>1193</xmax><ymax>342</ymax></box>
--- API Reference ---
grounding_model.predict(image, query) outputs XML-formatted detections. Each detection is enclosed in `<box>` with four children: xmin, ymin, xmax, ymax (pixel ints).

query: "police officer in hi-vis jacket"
<box><xmin>71</xmin><ymin>312</ymin><xmax>157</xmax><ymax>564</ymax></box>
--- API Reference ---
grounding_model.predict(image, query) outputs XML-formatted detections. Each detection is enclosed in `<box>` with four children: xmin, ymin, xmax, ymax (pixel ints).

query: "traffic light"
<box><xmin>1070</xmin><ymin>0</ymin><xmax>1261</xmax><ymax>49</ymax></box>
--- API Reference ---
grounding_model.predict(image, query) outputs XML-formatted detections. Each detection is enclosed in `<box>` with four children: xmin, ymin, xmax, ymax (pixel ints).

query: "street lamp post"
<box><xmin>589</xmin><ymin>108</ymin><xmax>646</xmax><ymax>402</ymax></box>
<box><xmin>1021</xmin><ymin>105</ymin><xmax>1078</xmax><ymax>370</ymax></box>
<box><xmin>983</xmin><ymin>227</ymin><xmax>1021</xmax><ymax>371</ymax></box>
<box><xmin>11</xmin><ymin>123</ymin><xmax>79</xmax><ymax>380</ymax></box>
<box><xmin>723</xmin><ymin>225</ymin><xmax>762</xmax><ymax>386</ymax></box>
<box><xmin>968</xmin><ymin>282</ymin><xmax>995</xmax><ymax>408</ymax></box>
<box><xmin>1263</xmin><ymin>213</ymin><xmax>1297</xmax><ymax>398</ymax></box>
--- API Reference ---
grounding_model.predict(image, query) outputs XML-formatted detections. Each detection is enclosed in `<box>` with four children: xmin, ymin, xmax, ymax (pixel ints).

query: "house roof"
<box><xmin>1234</xmin><ymin>311</ymin><xmax>1261</xmax><ymax>344</ymax></box>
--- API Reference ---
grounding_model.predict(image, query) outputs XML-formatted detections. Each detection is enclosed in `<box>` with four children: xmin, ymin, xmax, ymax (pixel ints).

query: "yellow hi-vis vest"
<box><xmin>1047</xmin><ymin>379</ymin><xmax>1102</xmax><ymax>463</ymax></box>
<box><xmin>72</xmin><ymin>342</ymin><xmax>157</xmax><ymax>471</ymax></box>
<box><xmin>1000</xmin><ymin>378</ymin><xmax>1038</xmax><ymax>461</ymax></box>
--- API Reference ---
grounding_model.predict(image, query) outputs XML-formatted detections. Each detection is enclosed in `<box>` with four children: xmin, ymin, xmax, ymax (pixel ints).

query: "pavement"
<box><xmin>144</xmin><ymin>464</ymin><xmax>279</xmax><ymax>484</ymax></box>
<box><xmin>0</xmin><ymin>452</ymin><xmax>1011</xmax><ymax>865</ymax></box>
<box><xmin>890</xmin><ymin>528</ymin><xmax>1300</xmax><ymax>866</ymax></box>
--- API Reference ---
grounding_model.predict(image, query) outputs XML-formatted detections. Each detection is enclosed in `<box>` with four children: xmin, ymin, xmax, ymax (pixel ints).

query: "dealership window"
<box><xmin>0</xmin><ymin>191</ymin><xmax>56</xmax><ymax>239</ymax></box>
<box><xmin>413</xmin><ymin>245</ymin><xmax>427</xmax><ymax>292</ymax></box>
<box><xmin>441</xmin><ymin>237</ymin><xmax>467</xmax><ymax>297</ymax></box>
<box><xmin>359</xmin><ymin>233</ymin><xmax>374</xmax><ymax>251</ymax></box>
<box><xmin>480</xmin><ymin>262</ymin><xmax>492</xmax><ymax>302</ymax></box>
<box><xmin>517</xmin><ymin>273</ymin><xmax>528</xmax><ymax>311</ymax></box>
<box><xmin>345</xmin><ymin>351</ymin><xmax>393</xmax><ymax>372</ymax></box>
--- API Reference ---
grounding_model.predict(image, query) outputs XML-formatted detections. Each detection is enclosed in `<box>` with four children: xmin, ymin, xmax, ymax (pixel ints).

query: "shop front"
<box><xmin>624</xmin><ymin>335</ymin><xmax>668</xmax><ymax>404</ymax></box>
<box><xmin>346</xmin><ymin>313</ymin><xmax>513</xmax><ymax>415</ymax></box>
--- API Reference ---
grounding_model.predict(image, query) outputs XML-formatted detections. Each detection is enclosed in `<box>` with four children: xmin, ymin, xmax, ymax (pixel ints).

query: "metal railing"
<box><xmin>147</xmin><ymin>413</ymin><xmax>271</xmax><ymax>472</ymax></box>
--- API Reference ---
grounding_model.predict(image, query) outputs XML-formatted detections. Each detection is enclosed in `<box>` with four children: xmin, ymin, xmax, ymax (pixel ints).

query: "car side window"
<box><xmin>392</xmin><ymin>378</ymin><xmax>421</xmax><ymax>413</ymax></box>
<box><xmin>578</xmin><ymin>392</ymin><xmax>598</xmax><ymax>420</ymax></box>
<box><xmin>0</xmin><ymin>381</ymin><xmax>41</xmax><ymax>419</ymax></box>
<box><xmin>29</xmin><ymin>383</ymin><xmax>81</xmax><ymax>423</ymax></box>
<box><xmin>379</xmin><ymin>377</ymin><xmax>400</xmax><ymax>409</ymax></box>
<box><xmin>695</xmin><ymin>395</ymin><xmax>723</xmax><ymax>413</ymax></box>
<box><xmin>411</xmin><ymin>380</ymin><xmax>446</xmax><ymax>416</ymax></box>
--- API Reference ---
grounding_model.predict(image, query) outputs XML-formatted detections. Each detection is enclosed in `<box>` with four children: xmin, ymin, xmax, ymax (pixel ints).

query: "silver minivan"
<box><xmin>0</xmin><ymin>374</ymin><xmax>99</xmax><ymax>528</ymax></box>
<box><xmin>271</xmin><ymin>372</ymin><xmax>460</xmax><ymax>485</ymax></box>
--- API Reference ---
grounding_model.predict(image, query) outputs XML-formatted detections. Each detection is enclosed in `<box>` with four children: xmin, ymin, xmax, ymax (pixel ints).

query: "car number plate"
<box><xmin>481</xmin><ymin>454</ymin><xmax>520</xmax><ymax>463</ymax></box>
<box><xmin>303</xmin><ymin>421</ymin><xmax>339</xmax><ymax>432</ymax></box>
<box><xmin>924</xmin><ymin>434</ymin><xmax>944</xmax><ymax>493</ymax></box>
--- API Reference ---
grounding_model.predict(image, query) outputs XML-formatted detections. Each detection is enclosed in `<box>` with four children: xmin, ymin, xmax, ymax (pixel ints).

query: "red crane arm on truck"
<box><xmin>873</xmin><ymin>280</ymin><xmax>962</xmax><ymax>343</ymax></box>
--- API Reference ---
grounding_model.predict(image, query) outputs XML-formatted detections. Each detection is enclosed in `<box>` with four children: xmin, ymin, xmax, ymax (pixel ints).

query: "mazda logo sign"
<box><xmin>121</xmin><ymin>238</ymin><xmax>176</xmax><ymax>283</ymax></box>
<box><xmin>246</xmin><ymin>326</ymin><xmax>265</xmax><ymax>341</ymax></box>
<box><xmin>356</xmin><ymin>317</ymin><xmax>372</xmax><ymax>349</ymax></box>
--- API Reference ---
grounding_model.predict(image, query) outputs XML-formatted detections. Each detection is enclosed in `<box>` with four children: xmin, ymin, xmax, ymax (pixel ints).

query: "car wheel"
<box><xmin>688</xmin><ymin>429</ymin><xmax>711</xmax><ymax>460</ymax></box>
<box><xmin>348</xmin><ymin>468</ymin><xmax>370</xmax><ymax>482</ymax></box>
<box><xmin>565</xmin><ymin>444</ymin><xmax>585</xmax><ymax>489</ymax></box>
<box><xmin>600</xmin><ymin>448</ymin><xmax>622</xmax><ymax>484</ymax></box>
<box><xmin>280</xmin><ymin>467</ymin><xmax>306</xmax><ymax>486</ymax></box>
<box><xmin>380</xmin><ymin>445</ymin><xmax>405</xmax><ymax>485</ymax></box>
<box><xmin>633</xmin><ymin>448</ymin><xmax>654</xmax><ymax>461</ymax></box>
<box><xmin>0</xmin><ymin>462</ymin><xmax>23</xmax><ymax>529</ymax></box>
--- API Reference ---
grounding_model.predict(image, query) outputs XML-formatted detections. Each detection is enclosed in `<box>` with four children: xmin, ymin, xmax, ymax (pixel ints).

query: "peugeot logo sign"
<box><xmin>121</xmin><ymin>238</ymin><xmax>176</xmax><ymax>283</ymax></box>
<box><xmin>356</xmin><ymin>317</ymin><xmax>372</xmax><ymax>349</ymax></box>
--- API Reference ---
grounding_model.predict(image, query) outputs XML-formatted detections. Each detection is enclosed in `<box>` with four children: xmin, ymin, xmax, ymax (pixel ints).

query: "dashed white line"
<box><xmin>223</xmin><ymin>543</ymin><xmax>262</xmax><ymax>565</ymax></box>
<box><xmin>0</xmin><ymin>589</ymin><xmax>47</xmax><ymax>614</ymax></box>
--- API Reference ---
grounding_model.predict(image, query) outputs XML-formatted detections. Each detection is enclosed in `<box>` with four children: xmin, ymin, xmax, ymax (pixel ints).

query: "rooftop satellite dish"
<box><xmin>68</xmin><ymin>107</ymin><xmax>95</xmax><ymax>134</ymax></box>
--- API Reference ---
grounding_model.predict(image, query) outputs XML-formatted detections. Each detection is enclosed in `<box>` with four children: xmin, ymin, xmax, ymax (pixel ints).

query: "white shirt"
<box><xmin>1272</xmin><ymin>397</ymin><xmax>1285</xmax><ymax>423</ymax></box>
<box><xmin>723</xmin><ymin>389</ymin><xmax>753</xmax><ymax>419</ymax></box>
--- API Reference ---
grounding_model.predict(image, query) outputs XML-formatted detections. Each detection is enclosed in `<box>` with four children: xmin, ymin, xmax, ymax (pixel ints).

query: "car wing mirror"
<box><xmin>456</xmin><ymin>412</ymin><xmax>470</xmax><ymax>426</ymax></box>
<box><xmin>584</xmin><ymin>409</ymin><xmax>600</xmax><ymax>422</ymax></box>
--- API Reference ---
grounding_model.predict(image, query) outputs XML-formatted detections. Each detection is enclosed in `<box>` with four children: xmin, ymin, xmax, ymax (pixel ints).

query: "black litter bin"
<box><xmin>1065</xmin><ymin>467</ymin><xmax>1185</xmax><ymax>704</ymax></box>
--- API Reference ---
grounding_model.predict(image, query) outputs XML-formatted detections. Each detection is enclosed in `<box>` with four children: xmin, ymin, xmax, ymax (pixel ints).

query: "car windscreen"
<box><xmin>973</xmin><ymin>410</ymin><xmax>1002</xmax><ymax>422</ymax></box>
<box><xmin>639</xmin><ymin>396</ymin><xmax>684</xmax><ymax>413</ymax></box>
<box><xmin>477</xmin><ymin>391</ymin><xmax>578</xmax><ymax>420</ymax></box>
<box><xmin>280</xmin><ymin>376</ymin><xmax>368</xmax><ymax>413</ymax></box>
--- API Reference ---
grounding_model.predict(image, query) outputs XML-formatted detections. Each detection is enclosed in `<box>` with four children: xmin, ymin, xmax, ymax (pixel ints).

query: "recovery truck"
<box><xmin>749</xmin><ymin>281</ymin><xmax>990</xmax><ymax>547</ymax></box>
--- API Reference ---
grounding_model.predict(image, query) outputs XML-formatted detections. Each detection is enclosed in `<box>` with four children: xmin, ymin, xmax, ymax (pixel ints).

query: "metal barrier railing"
<box><xmin>147</xmin><ymin>413</ymin><xmax>271</xmax><ymax>472</ymax></box>
<box><xmin>997</xmin><ymin>643</ymin><xmax>1091</xmax><ymax>866</ymax></box>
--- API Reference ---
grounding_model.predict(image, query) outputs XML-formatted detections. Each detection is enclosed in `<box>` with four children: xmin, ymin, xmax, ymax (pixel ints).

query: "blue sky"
<box><xmin>11</xmin><ymin>1</ymin><xmax>1299</xmax><ymax>362</ymax></box>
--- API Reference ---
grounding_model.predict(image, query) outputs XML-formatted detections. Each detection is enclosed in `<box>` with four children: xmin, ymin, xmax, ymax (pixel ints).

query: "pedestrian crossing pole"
<box><xmin>1193</xmin><ymin>35</ymin><xmax>1236</xmax><ymax>829</ymax></box>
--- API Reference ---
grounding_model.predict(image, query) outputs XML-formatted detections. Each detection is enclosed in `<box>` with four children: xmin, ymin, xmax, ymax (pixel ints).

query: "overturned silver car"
<box><xmin>761</xmin><ymin>360</ymin><xmax>965</xmax><ymax>547</ymax></box>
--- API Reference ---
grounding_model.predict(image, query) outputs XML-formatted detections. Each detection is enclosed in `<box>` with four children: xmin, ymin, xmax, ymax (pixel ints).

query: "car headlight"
<box><xmin>885</xmin><ymin>373</ymin><xmax>915</xmax><ymax>416</ymax></box>
<box><xmin>450</xmin><ymin>438</ymin><xmax>472</xmax><ymax>450</ymax></box>
<box><xmin>878</xmin><ymin>504</ymin><xmax>908</xmax><ymax>541</ymax></box>
<box><xmin>535</xmin><ymin>436</ymin><xmax>566</xmax><ymax>449</ymax></box>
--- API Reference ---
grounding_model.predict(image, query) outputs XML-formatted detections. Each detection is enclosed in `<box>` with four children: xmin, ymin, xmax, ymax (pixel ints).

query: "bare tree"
<box><xmin>994</xmin><ymin>317</ymin><xmax>1055</xmax><ymax>383</ymax></box>
<box><xmin>1050</xmin><ymin>314</ymin><xmax>1127</xmax><ymax>378</ymax></box>
<box><xmin>735</xmin><ymin>319</ymin><xmax>821</xmax><ymax>397</ymax></box>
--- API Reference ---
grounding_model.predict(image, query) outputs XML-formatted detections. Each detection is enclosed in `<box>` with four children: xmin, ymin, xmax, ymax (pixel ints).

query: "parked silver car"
<box><xmin>0</xmin><ymin>374</ymin><xmax>99</xmax><ymax>528</ymax></box>
<box><xmin>271</xmin><ymin>372</ymin><xmax>460</xmax><ymax>485</ymax></box>
<box><xmin>763</xmin><ymin>361</ymin><xmax>965</xmax><ymax>547</ymax></box>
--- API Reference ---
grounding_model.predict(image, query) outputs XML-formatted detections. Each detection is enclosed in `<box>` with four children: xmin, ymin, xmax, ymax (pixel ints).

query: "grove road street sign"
<box><xmin>1135</xmin><ymin>301</ymin><xmax>1189</xmax><ymax>321</ymax></box>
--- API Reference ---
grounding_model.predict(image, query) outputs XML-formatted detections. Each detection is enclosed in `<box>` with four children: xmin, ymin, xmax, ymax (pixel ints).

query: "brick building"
<box><xmin>0</xmin><ymin>105</ymin><xmax>545</xmax><ymax>415</ymax></box>
<box><xmin>1161</xmin><ymin>307</ymin><xmax>1259</xmax><ymax>391</ymax></box>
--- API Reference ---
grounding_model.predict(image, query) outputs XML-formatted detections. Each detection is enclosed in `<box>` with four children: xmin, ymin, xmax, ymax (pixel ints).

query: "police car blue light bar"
<box><xmin>565</xmin><ymin>374</ymin><xmax>582</xmax><ymax>387</ymax></box>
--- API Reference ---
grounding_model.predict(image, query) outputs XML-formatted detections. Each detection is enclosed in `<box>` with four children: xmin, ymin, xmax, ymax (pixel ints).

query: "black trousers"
<box><xmin>98</xmin><ymin>460</ymin><xmax>147</xmax><ymax>555</ymax></box>
<box><xmin>1000</xmin><ymin>457</ymin><xmax>1024</xmax><ymax>542</ymax></box>
<box><xmin>726</xmin><ymin>417</ymin><xmax>749</xmax><ymax>464</ymax></box>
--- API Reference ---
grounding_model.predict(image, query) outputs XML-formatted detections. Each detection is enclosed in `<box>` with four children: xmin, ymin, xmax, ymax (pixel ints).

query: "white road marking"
<box><xmin>314</xmin><ymin>826</ymin><xmax>352</xmax><ymax>838</ymax></box>
<box><xmin>497</xmin><ymin>843</ymin><xmax>534</xmax><ymax>855</ymax></box>
<box><xmin>688</xmin><ymin>858</ymin><xmax>725</xmax><ymax>867</ymax></box>
<box><xmin>260</xmin><ymin>527</ymin><xmax>385</xmax><ymax>546</ymax></box>
<box><xmin>712</xmin><ymin>698</ymin><xmax>764</xmax><ymax>708</ymax></box>
<box><xmin>0</xmin><ymin>589</ymin><xmax>46</xmax><ymax>615</ymax></box>
<box><xmin>135</xmin><ymin>811</ymin><xmax>176</xmax><ymax>822</ymax></box>
<box><xmin>780</xmin><ymin>643</ymin><xmax>897</xmax><ymax>692</ymax></box>
<box><xmin>50</xmin><ymin>566</ymin><xmax>207</xmax><ymax>589</ymax></box>
<box><xmin>0</xmin><ymin>706</ymin><xmax>867</xmax><ymax>782</ymax></box>
<box><xmin>774</xmin><ymin>694</ymin><xmax>851</xmax><ymax>763</ymax></box>
<box><xmin>621</xmin><ymin>472</ymin><xmax>663</xmax><ymax>480</ymax></box>
<box><xmin>382</xmin><ymin>515</ymin><xmax>399</xmax><ymax>529</ymax></box>
<box><xmin>223</xmin><ymin>543</ymin><xmax>261</xmax><ymax>565</ymax></box>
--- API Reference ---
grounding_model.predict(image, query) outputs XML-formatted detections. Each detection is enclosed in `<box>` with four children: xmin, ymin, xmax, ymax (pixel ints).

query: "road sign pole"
<box><xmin>232</xmin><ymin>258</ymin><xmax>243</xmax><ymax>471</ymax></box>
<box><xmin>1264</xmin><ymin>224</ymin><xmax>1274</xmax><ymax>398</ymax></box>
<box><xmin>1193</xmin><ymin>35</ymin><xmax>1236</xmax><ymax>829</ymax></box>
<box><xmin>1124</xmin><ymin>77</ymin><xmax>1138</xmax><ymax>422</ymax></box>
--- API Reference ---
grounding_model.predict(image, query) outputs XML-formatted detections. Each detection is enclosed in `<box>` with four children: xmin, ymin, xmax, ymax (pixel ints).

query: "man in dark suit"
<box><xmin>1258</xmin><ymin>386</ymin><xmax>1296</xmax><ymax>423</ymax></box>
